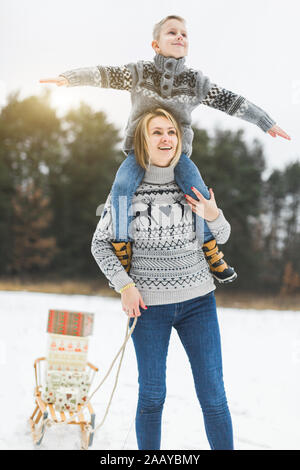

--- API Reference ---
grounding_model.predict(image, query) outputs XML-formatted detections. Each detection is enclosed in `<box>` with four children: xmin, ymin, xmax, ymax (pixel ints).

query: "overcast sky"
<box><xmin>1</xmin><ymin>0</ymin><xmax>299</xmax><ymax>173</ymax></box>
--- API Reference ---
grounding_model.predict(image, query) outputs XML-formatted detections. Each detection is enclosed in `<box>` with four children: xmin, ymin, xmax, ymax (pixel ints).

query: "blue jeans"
<box><xmin>111</xmin><ymin>151</ymin><xmax>214</xmax><ymax>243</ymax></box>
<box><xmin>129</xmin><ymin>292</ymin><xmax>234</xmax><ymax>450</ymax></box>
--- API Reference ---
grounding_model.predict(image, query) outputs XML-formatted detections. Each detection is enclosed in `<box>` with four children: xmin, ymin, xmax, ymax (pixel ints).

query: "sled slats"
<box><xmin>77</xmin><ymin>405</ymin><xmax>85</xmax><ymax>424</ymax></box>
<box><xmin>36</xmin><ymin>396</ymin><xmax>47</xmax><ymax>414</ymax></box>
<box><xmin>87</xmin><ymin>362</ymin><xmax>99</xmax><ymax>372</ymax></box>
<box><xmin>30</xmin><ymin>359</ymin><xmax>98</xmax><ymax>448</ymax></box>
<box><xmin>48</xmin><ymin>404</ymin><xmax>58</xmax><ymax>422</ymax></box>
<box><xmin>30</xmin><ymin>404</ymin><xmax>39</xmax><ymax>421</ymax></box>
<box><xmin>36</xmin><ymin>410</ymin><xmax>42</xmax><ymax>424</ymax></box>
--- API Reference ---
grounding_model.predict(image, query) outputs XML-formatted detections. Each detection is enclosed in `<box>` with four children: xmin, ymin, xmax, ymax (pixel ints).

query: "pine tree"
<box><xmin>280</xmin><ymin>262</ymin><xmax>300</xmax><ymax>295</ymax></box>
<box><xmin>9</xmin><ymin>181</ymin><xmax>57</xmax><ymax>274</ymax></box>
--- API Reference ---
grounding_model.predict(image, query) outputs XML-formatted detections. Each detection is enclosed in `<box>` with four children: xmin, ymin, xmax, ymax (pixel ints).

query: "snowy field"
<box><xmin>0</xmin><ymin>290</ymin><xmax>299</xmax><ymax>451</ymax></box>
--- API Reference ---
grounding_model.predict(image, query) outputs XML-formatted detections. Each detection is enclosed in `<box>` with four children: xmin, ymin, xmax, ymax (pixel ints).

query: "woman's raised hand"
<box><xmin>185</xmin><ymin>187</ymin><xmax>220</xmax><ymax>222</ymax></box>
<box><xmin>39</xmin><ymin>77</ymin><xmax>69</xmax><ymax>87</ymax></box>
<box><xmin>121</xmin><ymin>285</ymin><xmax>147</xmax><ymax>318</ymax></box>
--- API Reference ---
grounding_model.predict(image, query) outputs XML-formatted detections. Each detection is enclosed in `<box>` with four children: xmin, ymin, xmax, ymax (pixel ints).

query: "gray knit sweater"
<box><xmin>60</xmin><ymin>53</ymin><xmax>276</xmax><ymax>157</ymax></box>
<box><xmin>91</xmin><ymin>164</ymin><xmax>231</xmax><ymax>306</ymax></box>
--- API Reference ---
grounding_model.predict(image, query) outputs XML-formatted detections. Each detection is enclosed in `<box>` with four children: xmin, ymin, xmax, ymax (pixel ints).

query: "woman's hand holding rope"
<box><xmin>121</xmin><ymin>286</ymin><xmax>147</xmax><ymax>318</ymax></box>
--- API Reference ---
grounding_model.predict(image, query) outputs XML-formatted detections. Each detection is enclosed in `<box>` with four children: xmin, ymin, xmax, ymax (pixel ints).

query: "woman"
<box><xmin>91</xmin><ymin>108</ymin><xmax>234</xmax><ymax>450</ymax></box>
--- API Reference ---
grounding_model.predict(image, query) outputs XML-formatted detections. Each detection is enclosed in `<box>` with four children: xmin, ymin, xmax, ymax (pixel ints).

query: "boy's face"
<box><xmin>152</xmin><ymin>19</ymin><xmax>188</xmax><ymax>59</ymax></box>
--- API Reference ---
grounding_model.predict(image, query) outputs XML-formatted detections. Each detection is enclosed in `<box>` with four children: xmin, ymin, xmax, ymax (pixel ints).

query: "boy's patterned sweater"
<box><xmin>91</xmin><ymin>164</ymin><xmax>231</xmax><ymax>306</ymax></box>
<box><xmin>60</xmin><ymin>53</ymin><xmax>276</xmax><ymax>157</ymax></box>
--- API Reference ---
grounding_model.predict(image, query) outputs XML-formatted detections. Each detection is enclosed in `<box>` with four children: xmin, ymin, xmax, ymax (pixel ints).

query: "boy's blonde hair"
<box><xmin>134</xmin><ymin>108</ymin><xmax>182</xmax><ymax>170</ymax></box>
<box><xmin>153</xmin><ymin>15</ymin><xmax>186</xmax><ymax>41</ymax></box>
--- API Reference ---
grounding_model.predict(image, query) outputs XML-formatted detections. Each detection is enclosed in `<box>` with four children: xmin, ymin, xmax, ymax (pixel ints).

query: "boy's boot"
<box><xmin>202</xmin><ymin>239</ymin><xmax>237</xmax><ymax>284</ymax></box>
<box><xmin>111</xmin><ymin>241</ymin><xmax>132</xmax><ymax>273</ymax></box>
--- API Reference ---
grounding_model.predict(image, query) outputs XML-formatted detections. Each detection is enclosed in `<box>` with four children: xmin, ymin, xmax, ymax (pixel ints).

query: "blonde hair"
<box><xmin>134</xmin><ymin>108</ymin><xmax>182</xmax><ymax>170</ymax></box>
<box><xmin>153</xmin><ymin>15</ymin><xmax>186</xmax><ymax>41</ymax></box>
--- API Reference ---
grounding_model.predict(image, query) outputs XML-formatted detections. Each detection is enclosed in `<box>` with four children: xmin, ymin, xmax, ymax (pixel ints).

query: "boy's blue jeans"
<box><xmin>111</xmin><ymin>151</ymin><xmax>214</xmax><ymax>243</ymax></box>
<box><xmin>129</xmin><ymin>291</ymin><xmax>234</xmax><ymax>450</ymax></box>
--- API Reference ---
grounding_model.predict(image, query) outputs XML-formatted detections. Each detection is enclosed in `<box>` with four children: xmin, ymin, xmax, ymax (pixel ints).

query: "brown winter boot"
<box><xmin>202</xmin><ymin>239</ymin><xmax>237</xmax><ymax>284</ymax></box>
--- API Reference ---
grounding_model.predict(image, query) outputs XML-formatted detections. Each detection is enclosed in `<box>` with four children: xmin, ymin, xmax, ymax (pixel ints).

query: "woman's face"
<box><xmin>146</xmin><ymin>116</ymin><xmax>178</xmax><ymax>167</ymax></box>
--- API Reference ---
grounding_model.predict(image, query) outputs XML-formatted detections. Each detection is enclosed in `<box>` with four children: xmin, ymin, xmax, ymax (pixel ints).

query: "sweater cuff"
<box><xmin>206</xmin><ymin>208</ymin><xmax>227</xmax><ymax>230</ymax></box>
<box><xmin>111</xmin><ymin>270</ymin><xmax>135</xmax><ymax>293</ymax></box>
<box><xmin>257</xmin><ymin>114</ymin><xmax>276</xmax><ymax>132</ymax></box>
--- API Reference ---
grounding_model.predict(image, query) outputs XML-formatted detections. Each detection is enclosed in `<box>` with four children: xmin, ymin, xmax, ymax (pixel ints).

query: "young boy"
<box><xmin>40</xmin><ymin>15</ymin><xmax>290</xmax><ymax>283</ymax></box>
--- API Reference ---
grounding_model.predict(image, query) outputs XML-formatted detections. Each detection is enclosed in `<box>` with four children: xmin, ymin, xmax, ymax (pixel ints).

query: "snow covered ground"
<box><xmin>0</xmin><ymin>290</ymin><xmax>299</xmax><ymax>451</ymax></box>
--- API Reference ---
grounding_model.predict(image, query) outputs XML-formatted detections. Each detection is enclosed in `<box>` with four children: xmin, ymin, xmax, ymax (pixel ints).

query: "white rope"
<box><xmin>32</xmin><ymin>316</ymin><xmax>138</xmax><ymax>448</ymax></box>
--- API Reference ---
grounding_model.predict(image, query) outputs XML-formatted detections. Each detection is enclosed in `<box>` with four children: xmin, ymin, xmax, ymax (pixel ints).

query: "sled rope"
<box><xmin>32</xmin><ymin>316</ymin><xmax>138</xmax><ymax>448</ymax></box>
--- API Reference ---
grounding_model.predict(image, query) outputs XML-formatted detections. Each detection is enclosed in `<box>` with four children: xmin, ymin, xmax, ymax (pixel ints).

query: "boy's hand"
<box><xmin>185</xmin><ymin>187</ymin><xmax>220</xmax><ymax>222</ymax></box>
<box><xmin>268</xmin><ymin>125</ymin><xmax>291</xmax><ymax>140</ymax></box>
<box><xmin>39</xmin><ymin>77</ymin><xmax>69</xmax><ymax>86</ymax></box>
<box><xmin>121</xmin><ymin>285</ymin><xmax>147</xmax><ymax>318</ymax></box>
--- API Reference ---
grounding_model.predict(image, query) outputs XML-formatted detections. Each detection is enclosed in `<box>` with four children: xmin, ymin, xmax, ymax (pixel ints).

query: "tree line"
<box><xmin>0</xmin><ymin>90</ymin><xmax>299</xmax><ymax>294</ymax></box>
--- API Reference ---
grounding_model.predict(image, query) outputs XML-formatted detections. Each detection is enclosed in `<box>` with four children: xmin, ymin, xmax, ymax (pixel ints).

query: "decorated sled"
<box><xmin>29</xmin><ymin>356</ymin><xmax>99</xmax><ymax>449</ymax></box>
<box><xmin>29</xmin><ymin>308</ymin><xmax>137</xmax><ymax>450</ymax></box>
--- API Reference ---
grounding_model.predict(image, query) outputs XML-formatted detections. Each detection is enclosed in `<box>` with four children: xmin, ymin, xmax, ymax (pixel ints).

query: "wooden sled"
<box><xmin>29</xmin><ymin>357</ymin><xmax>99</xmax><ymax>449</ymax></box>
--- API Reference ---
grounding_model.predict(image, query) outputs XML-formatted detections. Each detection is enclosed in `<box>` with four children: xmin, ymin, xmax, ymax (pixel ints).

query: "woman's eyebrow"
<box><xmin>151</xmin><ymin>126</ymin><xmax>176</xmax><ymax>130</ymax></box>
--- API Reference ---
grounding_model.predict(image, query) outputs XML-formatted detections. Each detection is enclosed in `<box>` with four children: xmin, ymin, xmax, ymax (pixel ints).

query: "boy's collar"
<box><xmin>153</xmin><ymin>53</ymin><xmax>186</xmax><ymax>75</ymax></box>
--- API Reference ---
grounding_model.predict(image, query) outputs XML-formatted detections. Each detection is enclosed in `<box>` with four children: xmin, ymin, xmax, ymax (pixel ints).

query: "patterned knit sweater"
<box><xmin>60</xmin><ymin>53</ymin><xmax>276</xmax><ymax>157</ymax></box>
<box><xmin>91</xmin><ymin>164</ymin><xmax>231</xmax><ymax>306</ymax></box>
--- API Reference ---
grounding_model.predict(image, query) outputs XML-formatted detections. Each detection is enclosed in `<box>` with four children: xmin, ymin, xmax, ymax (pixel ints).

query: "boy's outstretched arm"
<box><xmin>40</xmin><ymin>64</ymin><xmax>136</xmax><ymax>92</ymax></box>
<box><xmin>198</xmin><ymin>72</ymin><xmax>291</xmax><ymax>140</ymax></box>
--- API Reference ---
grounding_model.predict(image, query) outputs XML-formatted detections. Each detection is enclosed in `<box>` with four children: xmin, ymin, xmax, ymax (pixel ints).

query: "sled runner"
<box><xmin>29</xmin><ymin>357</ymin><xmax>99</xmax><ymax>449</ymax></box>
